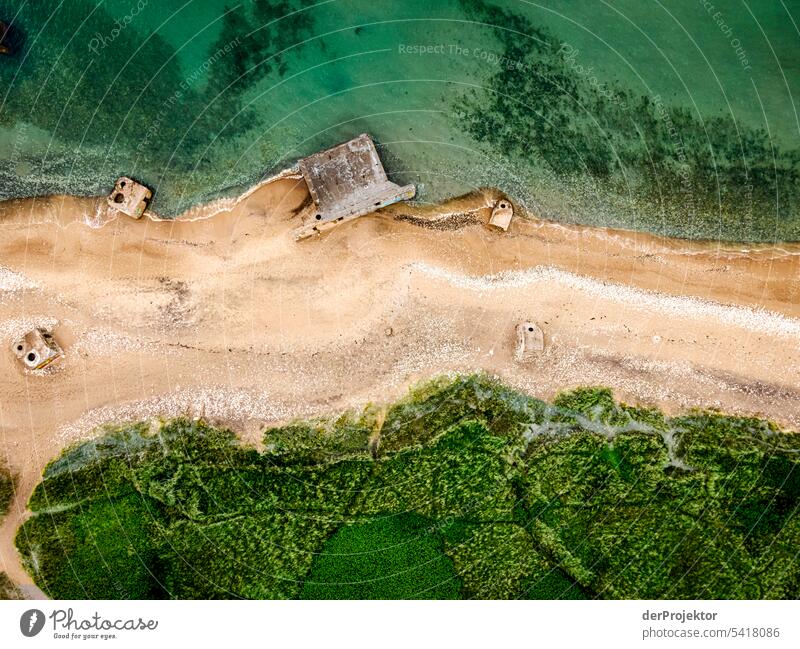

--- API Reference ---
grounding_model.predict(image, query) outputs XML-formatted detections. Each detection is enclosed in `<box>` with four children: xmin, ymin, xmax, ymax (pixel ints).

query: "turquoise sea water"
<box><xmin>0</xmin><ymin>0</ymin><xmax>798</xmax><ymax>241</ymax></box>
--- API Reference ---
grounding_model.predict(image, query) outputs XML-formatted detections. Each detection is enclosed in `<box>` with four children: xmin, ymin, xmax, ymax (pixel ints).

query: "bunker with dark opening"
<box><xmin>488</xmin><ymin>198</ymin><xmax>514</xmax><ymax>231</ymax></box>
<box><xmin>12</xmin><ymin>327</ymin><xmax>64</xmax><ymax>371</ymax></box>
<box><xmin>106</xmin><ymin>176</ymin><xmax>152</xmax><ymax>219</ymax></box>
<box><xmin>515</xmin><ymin>320</ymin><xmax>544</xmax><ymax>362</ymax></box>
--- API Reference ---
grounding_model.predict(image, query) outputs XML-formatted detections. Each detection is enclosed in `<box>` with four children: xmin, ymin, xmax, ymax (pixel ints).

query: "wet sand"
<box><xmin>1</xmin><ymin>179</ymin><xmax>799</xmax><ymax>589</ymax></box>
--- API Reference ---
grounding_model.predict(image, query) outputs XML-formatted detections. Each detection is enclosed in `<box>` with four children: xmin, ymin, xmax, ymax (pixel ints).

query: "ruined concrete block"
<box><xmin>294</xmin><ymin>134</ymin><xmax>415</xmax><ymax>239</ymax></box>
<box><xmin>12</xmin><ymin>327</ymin><xmax>63</xmax><ymax>371</ymax></box>
<box><xmin>107</xmin><ymin>176</ymin><xmax>152</xmax><ymax>219</ymax></box>
<box><xmin>488</xmin><ymin>199</ymin><xmax>513</xmax><ymax>231</ymax></box>
<box><xmin>515</xmin><ymin>321</ymin><xmax>544</xmax><ymax>362</ymax></box>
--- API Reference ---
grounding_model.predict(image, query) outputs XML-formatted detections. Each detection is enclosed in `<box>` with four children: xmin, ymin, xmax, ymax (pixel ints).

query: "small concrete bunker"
<box><xmin>488</xmin><ymin>198</ymin><xmax>514</xmax><ymax>231</ymax></box>
<box><xmin>515</xmin><ymin>321</ymin><xmax>544</xmax><ymax>362</ymax></box>
<box><xmin>294</xmin><ymin>134</ymin><xmax>415</xmax><ymax>239</ymax></box>
<box><xmin>12</xmin><ymin>327</ymin><xmax>63</xmax><ymax>371</ymax></box>
<box><xmin>107</xmin><ymin>176</ymin><xmax>152</xmax><ymax>219</ymax></box>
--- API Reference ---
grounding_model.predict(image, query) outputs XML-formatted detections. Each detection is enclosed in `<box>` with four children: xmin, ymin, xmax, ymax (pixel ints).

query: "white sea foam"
<box><xmin>409</xmin><ymin>262</ymin><xmax>800</xmax><ymax>339</ymax></box>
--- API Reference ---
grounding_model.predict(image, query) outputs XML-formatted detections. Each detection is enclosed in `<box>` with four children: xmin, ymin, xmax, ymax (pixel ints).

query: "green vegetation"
<box><xmin>458</xmin><ymin>0</ymin><xmax>800</xmax><ymax>242</ymax></box>
<box><xmin>0</xmin><ymin>572</ymin><xmax>22</xmax><ymax>600</ymax></box>
<box><xmin>302</xmin><ymin>514</ymin><xmax>460</xmax><ymax>599</ymax></box>
<box><xmin>15</xmin><ymin>375</ymin><xmax>800</xmax><ymax>599</ymax></box>
<box><xmin>0</xmin><ymin>460</ymin><xmax>13</xmax><ymax>521</ymax></box>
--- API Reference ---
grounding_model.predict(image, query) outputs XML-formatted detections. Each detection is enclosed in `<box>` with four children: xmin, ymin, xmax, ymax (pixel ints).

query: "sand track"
<box><xmin>1</xmin><ymin>179</ymin><xmax>799</xmax><ymax>589</ymax></box>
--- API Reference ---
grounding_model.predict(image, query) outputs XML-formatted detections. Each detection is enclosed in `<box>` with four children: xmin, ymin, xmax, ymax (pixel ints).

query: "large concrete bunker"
<box><xmin>294</xmin><ymin>134</ymin><xmax>415</xmax><ymax>239</ymax></box>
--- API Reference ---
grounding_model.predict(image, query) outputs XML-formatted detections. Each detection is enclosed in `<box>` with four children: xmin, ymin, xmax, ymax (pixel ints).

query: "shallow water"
<box><xmin>0</xmin><ymin>0</ymin><xmax>798</xmax><ymax>241</ymax></box>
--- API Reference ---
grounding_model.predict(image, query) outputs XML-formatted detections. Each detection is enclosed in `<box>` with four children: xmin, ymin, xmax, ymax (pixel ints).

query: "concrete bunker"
<box><xmin>12</xmin><ymin>327</ymin><xmax>63</xmax><ymax>371</ymax></box>
<box><xmin>293</xmin><ymin>134</ymin><xmax>415</xmax><ymax>239</ymax></box>
<box><xmin>107</xmin><ymin>176</ymin><xmax>152</xmax><ymax>219</ymax></box>
<box><xmin>488</xmin><ymin>198</ymin><xmax>514</xmax><ymax>231</ymax></box>
<box><xmin>515</xmin><ymin>321</ymin><xmax>544</xmax><ymax>362</ymax></box>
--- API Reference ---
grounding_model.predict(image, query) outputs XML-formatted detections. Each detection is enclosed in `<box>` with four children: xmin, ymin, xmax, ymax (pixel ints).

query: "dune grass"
<box><xmin>0</xmin><ymin>461</ymin><xmax>13</xmax><ymax>521</ymax></box>
<box><xmin>15</xmin><ymin>375</ymin><xmax>800</xmax><ymax>599</ymax></box>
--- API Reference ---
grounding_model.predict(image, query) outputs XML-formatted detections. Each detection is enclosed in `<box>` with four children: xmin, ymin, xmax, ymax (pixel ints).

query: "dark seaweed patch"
<box><xmin>457</xmin><ymin>0</ymin><xmax>800</xmax><ymax>242</ymax></box>
<box><xmin>0</xmin><ymin>1</ymin><xmax>317</xmax><ymax>209</ymax></box>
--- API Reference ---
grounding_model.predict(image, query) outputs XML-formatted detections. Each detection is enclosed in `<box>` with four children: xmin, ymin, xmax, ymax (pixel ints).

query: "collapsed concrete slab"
<box><xmin>12</xmin><ymin>327</ymin><xmax>63</xmax><ymax>371</ymax></box>
<box><xmin>515</xmin><ymin>321</ymin><xmax>544</xmax><ymax>362</ymax></box>
<box><xmin>293</xmin><ymin>134</ymin><xmax>415</xmax><ymax>239</ymax></box>
<box><xmin>107</xmin><ymin>176</ymin><xmax>152</xmax><ymax>219</ymax></box>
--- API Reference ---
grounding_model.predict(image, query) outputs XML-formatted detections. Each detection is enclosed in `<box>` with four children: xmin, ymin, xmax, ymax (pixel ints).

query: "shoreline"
<box><xmin>1</xmin><ymin>178</ymin><xmax>800</xmax><ymax>589</ymax></box>
<box><xmin>6</xmin><ymin>175</ymin><xmax>800</xmax><ymax>253</ymax></box>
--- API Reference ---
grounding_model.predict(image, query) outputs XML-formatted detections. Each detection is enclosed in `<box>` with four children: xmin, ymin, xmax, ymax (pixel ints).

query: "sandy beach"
<box><xmin>1</xmin><ymin>179</ymin><xmax>800</xmax><ymax>590</ymax></box>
